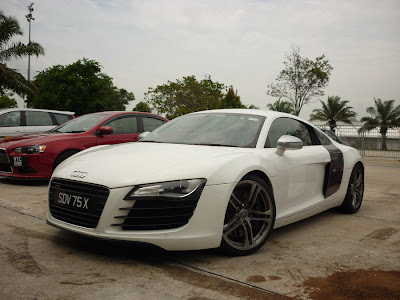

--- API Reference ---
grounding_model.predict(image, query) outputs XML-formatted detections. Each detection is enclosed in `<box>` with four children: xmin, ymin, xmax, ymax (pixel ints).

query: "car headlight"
<box><xmin>14</xmin><ymin>145</ymin><xmax>46</xmax><ymax>154</ymax></box>
<box><xmin>124</xmin><ymin>179</ymin><xmax>206</xmax><ymax>200</ymax></box>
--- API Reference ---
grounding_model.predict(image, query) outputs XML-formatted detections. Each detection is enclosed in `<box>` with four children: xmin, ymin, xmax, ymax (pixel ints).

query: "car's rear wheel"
<box><xmin>53</xmin><ymin>150</ymin><xmax>79</xmax><ymax>171</ymax></box>
<box><xmin>339</xmin><ymin>164</ymin><xmax>364</xmax><ymax>213</ymax></box>
<box><xmin>220</xmin><ymin>174</ymin><xmax>275</xmax><ymax>256</ymax></box>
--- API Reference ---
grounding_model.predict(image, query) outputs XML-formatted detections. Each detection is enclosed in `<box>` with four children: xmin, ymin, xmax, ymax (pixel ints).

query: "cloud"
<box><xmin>4</xmin><ymin>0</ymin><xmax>400</xmax><ymax>117</ymax></box>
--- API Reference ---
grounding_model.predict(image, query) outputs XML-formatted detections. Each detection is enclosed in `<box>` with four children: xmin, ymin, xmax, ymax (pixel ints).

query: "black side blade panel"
<box><xmin>323</xmin><ymin>144</ymin><xmax>344</xmax><ymax>198</ymax></box>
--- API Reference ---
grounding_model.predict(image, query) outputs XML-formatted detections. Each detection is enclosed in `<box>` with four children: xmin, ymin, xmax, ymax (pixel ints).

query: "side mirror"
<box><xmin>98</xmin><ymin>126</ymin><xmax>113</xmax><ymax>135</ymax></box>
<box><xmin>276</xmin><ymin>135</ymin><xmax>303</xmax><ymax>156</ymax></box>
<box><xmin>139</xmin><ymin>131</ymin><xmax>150</xmax><ymax>141</ymax></box>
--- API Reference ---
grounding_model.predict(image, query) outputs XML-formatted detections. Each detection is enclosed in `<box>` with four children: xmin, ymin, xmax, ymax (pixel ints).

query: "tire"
<box><xmin>53</xmin><ymin>150</ymin><xmax>80</xmax><ymax>171</ymax></box>
<box><xmin>220</xmin><ymin>174</ymin><xmax>276</xmax><ymax>256</ymax></box>
<box><xmin>338</xmin><ymin>164</ymin><xmax>364</xmax><ymax>214</ymax></box>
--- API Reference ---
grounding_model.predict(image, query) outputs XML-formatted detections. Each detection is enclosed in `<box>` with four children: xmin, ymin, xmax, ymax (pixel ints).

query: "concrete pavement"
<box><xmin>0</xmin><ymin>158</ymin><xmax>399</xmax><ymax>299</ymax></box>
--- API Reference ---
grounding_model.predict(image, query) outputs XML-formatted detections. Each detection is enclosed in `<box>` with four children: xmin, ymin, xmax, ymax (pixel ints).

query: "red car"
<box><xmin>0</xmin><ymin>111</ymin><xmax>167</xmax><ymax>179</ymax></box>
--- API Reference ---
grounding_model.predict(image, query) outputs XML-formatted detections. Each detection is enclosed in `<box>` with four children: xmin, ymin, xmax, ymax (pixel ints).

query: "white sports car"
<box><xmin>47</xmin><ymin>109</ymin><xmax>364</xmax><ymax>255</ymax></box>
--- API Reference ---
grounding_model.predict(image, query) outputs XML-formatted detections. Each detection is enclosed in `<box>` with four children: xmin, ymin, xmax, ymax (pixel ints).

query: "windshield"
<box><xmin>141</xmin><ymin>113</ymin><xmax>266</xmax><ymax>148</ymax></box>
<box><xmin>51</xmin><ymin>114</ymin><xmax>109</xmax><ymax>133</ymax></box>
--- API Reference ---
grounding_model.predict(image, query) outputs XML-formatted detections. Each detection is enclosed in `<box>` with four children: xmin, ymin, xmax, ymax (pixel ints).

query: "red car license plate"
<box><xmin>12</xmin><ymin>156</ymin><xmax>27</xmax><ymax>167</ymax></box>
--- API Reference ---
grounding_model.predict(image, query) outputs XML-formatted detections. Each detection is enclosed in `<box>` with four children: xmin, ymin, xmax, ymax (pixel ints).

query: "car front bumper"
<box><xmin>47</xmin><ymin>182</ymin><xmax>235</xmax><ymax>251</ymax></box>
<box><xmin>0</xmin><ymin>149</ymin><xmax>54</xmax><ymax>179</ymax></box>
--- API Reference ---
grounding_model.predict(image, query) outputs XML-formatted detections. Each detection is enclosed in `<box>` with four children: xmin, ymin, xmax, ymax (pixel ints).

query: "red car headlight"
<box><xmin>14</xmin><ymin>145</ymin><xmax>47</xmax><ymax>154</ymax></box>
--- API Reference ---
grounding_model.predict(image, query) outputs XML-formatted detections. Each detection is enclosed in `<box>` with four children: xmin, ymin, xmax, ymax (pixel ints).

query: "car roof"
<box><xmin>0</xmin><ymin>108</ymin><xmax>75</xmax><ymax>114</ymax></box>
<box><xmin>87</xmin><ymin>111</ymin><xmax>168</xmax><ymax>119</ymax></box>
<box><xmin>190</xmin><ymin>109</ymin><xmax>311</xmax><ymax>124</ymax></box>
<box><xmin>0</xmin><ymin>109</ymin><xmax>166</xmax><ymax>120</ymax></box>
<box><xmin>191</xmin><ymin>108</ymin><xmax>290</xmax><ymax>118</ymax></box>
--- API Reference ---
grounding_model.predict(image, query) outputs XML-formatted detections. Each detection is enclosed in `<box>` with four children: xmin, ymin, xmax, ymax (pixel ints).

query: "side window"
<box><xmin>316</xmin><ymin>130</ymin><xmax>332</xmax><ymax>145</ymax></box>
<box><xmin>143</xmin><ymin>117</ymin><xmax>165</xmax><ymax>132</ymax></box>
<box><xmin>106</xmin><ymin>116</ymin><xmax>138</xmax><ymax>134</ymax></box>
<box><xmin>0</xmin><ymin>112</ymin><xmax>21</xmax><ymax>127</ymax></box>
<box><xmin>53</xmin><ymin>113</ymin><xmax>72</xmax><ymax>124</ymax></box>
<box><xmin>25</xmin><ymin>111</ymin><xmax>54</xmax><ymax>126</ymax></box>
<box><xmin>265</xmin><ymin>117</ymin><xmax>313</xmax><ymax>148</ymax></box>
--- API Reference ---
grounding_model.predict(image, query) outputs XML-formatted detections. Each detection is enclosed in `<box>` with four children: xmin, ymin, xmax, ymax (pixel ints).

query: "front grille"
<box><xmin>0</xmin><ymin>148</ymin><xmax>11</xmax><ymax>173</ymax></box>
<box><xmin>112</xmin><ymin>187</ymin><xmax>204</xmax><ymax>231</ymax></box>
<box><xmin>0</xmin><ymin>164</ymin><xmax>12</xmax><ymax>172</ymax></box>
<box><xmin>49</xmin><ymin>178</ymin><xmax>110</xmax><ymax>228</ymax></box>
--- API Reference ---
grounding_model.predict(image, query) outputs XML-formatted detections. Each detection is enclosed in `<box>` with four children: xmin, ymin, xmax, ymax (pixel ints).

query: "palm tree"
<box><xmin>267</xmin><ymin>99</ymin><xmax>294</xmax><ymax>114</ymax></box>
<box><xmin>0</xmin><ymin>10</ymin><xmax>44</xmax><ymax>97</ymax></box>
<box><xmin>309</xmin><ymin>96</ymin><xmax>357</xmax><ymax>132</ymax></box>
<box><xmin>359</xmin><ymin>98</ymin><xmax>400</xmax><ymax>150</ymax></box>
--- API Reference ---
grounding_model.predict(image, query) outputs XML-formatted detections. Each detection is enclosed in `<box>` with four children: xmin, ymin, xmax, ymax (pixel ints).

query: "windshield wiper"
<box><xmin>63</xmin><ymin>130</ymin><xmax>85</xmax><ymax>133</ymax></box>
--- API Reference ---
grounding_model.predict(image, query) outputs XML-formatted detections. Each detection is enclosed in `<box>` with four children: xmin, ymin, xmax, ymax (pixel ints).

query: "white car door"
<box><xmin>264</xmin><ymin>117</ymin><xmax>330</xmax><ymax>220</ymax></box>
<box><xmin>23</xmin><ymin>110</ymin><xmax>56</xmax><ymax>135</ymax></box>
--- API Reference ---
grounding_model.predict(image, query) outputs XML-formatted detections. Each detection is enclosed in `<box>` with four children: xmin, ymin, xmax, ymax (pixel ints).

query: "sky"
<box><xmin>5</xmin><ymin>0</ymin><xmax>400</xmax><ymax>119</ymax></box>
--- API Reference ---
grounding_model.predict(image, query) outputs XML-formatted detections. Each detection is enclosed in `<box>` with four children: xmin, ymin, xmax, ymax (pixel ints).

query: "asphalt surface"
<box><xmin>0</xmin><ymin>158</ymin><xmax>399</xmax><ymax>300</ymax></box>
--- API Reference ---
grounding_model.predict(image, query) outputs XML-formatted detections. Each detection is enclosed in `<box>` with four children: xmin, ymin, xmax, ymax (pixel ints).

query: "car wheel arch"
<box><xmin>240</xmin><ymin>170</ymin><xmax>274</xmax><ymax>195</ymax></box>
<box><xmin>53</xmin><ymin>149</ymin><xmax>81</xmax><ymax>170</ymax></box>
<box><xmin>355</xmin><ymin>161</ymin><xmax>364</xmax><ymax>171</ymax></box>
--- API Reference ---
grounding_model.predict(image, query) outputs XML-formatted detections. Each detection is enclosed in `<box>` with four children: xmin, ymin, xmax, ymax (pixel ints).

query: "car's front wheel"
<box><xmin>220</xmin><ymin>174</ymin><xmax>276</xmax><ymax>256</ymax></box>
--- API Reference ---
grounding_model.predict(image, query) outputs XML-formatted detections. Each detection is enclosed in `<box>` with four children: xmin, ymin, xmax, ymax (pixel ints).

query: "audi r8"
<box><xmin>47</xmin><ymin>109</ymin><xmax>364</xmax><ymax>255</ymax></box>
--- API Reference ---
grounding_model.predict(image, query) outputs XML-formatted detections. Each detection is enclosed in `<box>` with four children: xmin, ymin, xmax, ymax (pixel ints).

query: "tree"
<box><xmin>133</xmin><ymin>101</ymin><xmax>151</xmax><ymax>113</ymax></box>
<box><xmin>145</xmin><ymin>75</ymin><xmax>226</xmax><ymax>119</ymax></box>
<box><xmin>309</xmin><ymin>96</ymin><xmax>357</xmax><ymax>132</ymax></box>
<box><xmin>219</xmin><ymin>86</ymin><xmax>245</xmax><ymax>109</ymax></box>
<box><xmin>267</xmin><ymin>99</ymin><xmax>294</xmax><ymax>114</ymax></box>
<box><xmin>359</xmin><ymin>98</ymin><xmax>400</xmax><ymax>150</ymax></box>
<box><xmin>0</xmin><ymin>10</ymin><xmax>44</xmax><ymax>97</ymax></box>
<box><xmin>27</xmin><ymin>58</ymin><xmax>134</xmax><ymax>115</ymax></box>
<box><xmin>267</xmin><ymin>45</ymin><xmax>333</xmax><ymax>116</ymax></box>
<box><xmin>0</xmin><ymin>94</ymin><xmax>17</xmax><ymax>108</ymax></box>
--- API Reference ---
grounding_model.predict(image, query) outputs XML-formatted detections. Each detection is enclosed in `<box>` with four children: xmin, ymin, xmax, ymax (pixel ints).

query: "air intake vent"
<box><xmin>112</xmin><ymin>188</ymin><xmax>203</xmax><ymax>231</ymax></box>
<box><xmin>0</xmin><ymin>148</ymin><xmax>11</xmax><ymax>173</ymax></box>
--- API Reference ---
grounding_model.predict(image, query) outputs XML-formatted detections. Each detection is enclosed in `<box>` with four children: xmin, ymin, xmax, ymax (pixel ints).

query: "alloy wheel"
<box><xmin>222</xmin><ymin>179</ymin><xmax>275</xmax><ymax>253</ymax></box>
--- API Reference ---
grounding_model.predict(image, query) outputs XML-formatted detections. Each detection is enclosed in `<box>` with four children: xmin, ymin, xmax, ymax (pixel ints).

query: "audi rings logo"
<box><xmin>71</xmin><ymin>171</ymin><xmax>88</xmax><ymax>178</ymax></box>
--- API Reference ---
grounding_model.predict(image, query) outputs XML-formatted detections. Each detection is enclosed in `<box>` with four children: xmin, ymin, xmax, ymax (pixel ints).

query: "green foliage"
<box><xmin>0</xmin><ymin>10</ymin><xmax>44</xmax><ymax>97</ymax></box>
<box><xmin>27</xmin><ymin>58</ymin><xmax>134</xmax><ymax>115</ymax></box>
<box><xmin>219</xmin><ymin>86</ymin><xmax>245</xmax><ymax>109</ymax></box>
<box><xmin>145</xmin><ymin>75</ymin><xmax>226</xmax><ymax>119</ymax></box>
<box><xmin>359</xmin><ymin>98</ymin><xmax>400</xmax><ymax>150</ymax></box>
<box><xmin>246</xmin><ymin>104</ymin><xmax>259</xmax><ymax>109</ymax></box>
<box><xmin>133</xmin><ymin>101</ymin><xmax>151</xmax><ymax>113</ymax></box>
<box><xmin>0</xmin><ymin>95</ymin><xmax>17</xmax><ymax>108</ymax></box>
<box><xmin>267</xmin><ymin>99</ymin><xmax>294</xmax><ymax>114</ymax></box>
<box><xmin>267</xmin><ymin>45</ymin><xmax>333</xmax><ymax>116</ymax></box>
<box><xmin>309</xmin><ymin>96</ymin><xmax>357</xmax><ymax>132</ymax></box>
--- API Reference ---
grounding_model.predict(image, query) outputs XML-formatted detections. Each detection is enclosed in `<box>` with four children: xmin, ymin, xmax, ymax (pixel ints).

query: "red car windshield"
<box><xmin>51</xmin><ymin>114</ymin><xmax>109</xmax><ymax>133</ymax></box>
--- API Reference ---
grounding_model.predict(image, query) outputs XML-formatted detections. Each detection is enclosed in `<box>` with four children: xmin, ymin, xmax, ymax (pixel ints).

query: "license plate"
<box><xmin>13</xmin><ymin>156</ymin><xmax>24</xmax><ymax>167</ymax></box>
<box><xmin>53</xmin><ymin>189</ymin><xmax>95</xmax><ymax>212</ymax></box>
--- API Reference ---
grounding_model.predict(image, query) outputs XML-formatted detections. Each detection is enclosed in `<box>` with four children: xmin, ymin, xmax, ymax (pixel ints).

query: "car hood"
<box><xmin>53</xmin><ymin>142</ymin><xmax>256</xmax><ymax>188</ymax></box>
<box><xmin>0</xmin><ymin>132</ymin><xmax>84</xmax><ymax>147</ymax></box>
